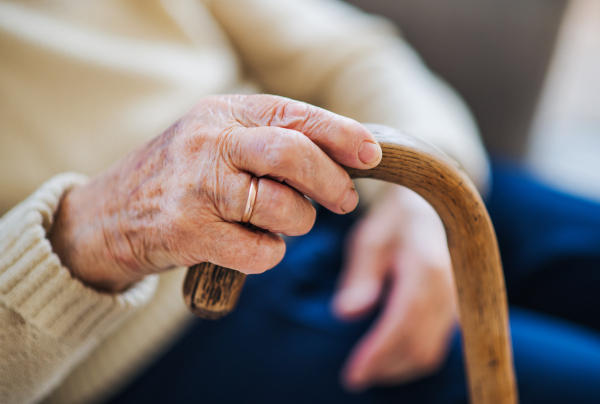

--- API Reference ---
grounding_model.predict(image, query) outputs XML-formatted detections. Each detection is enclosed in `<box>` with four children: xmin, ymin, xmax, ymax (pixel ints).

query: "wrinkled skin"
<box><xmin>49</xmin><ymin>94</ymin><xmax>455</xmax><ymax>391</ymax></box>
<box><xmin>49</xmin><ymin>95</ymin><xmax>380</xmax><ymax>291</ymax></box>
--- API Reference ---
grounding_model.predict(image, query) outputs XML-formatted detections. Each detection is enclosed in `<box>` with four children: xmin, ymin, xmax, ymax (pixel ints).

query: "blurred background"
<box><xmin>345</xmin><ymin>0</ymin><xmax>600</xmax><ymax>202</ymax></box>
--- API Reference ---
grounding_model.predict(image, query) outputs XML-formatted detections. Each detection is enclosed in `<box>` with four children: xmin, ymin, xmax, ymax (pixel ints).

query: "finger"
<box><xmin>250</xmin><ymin>177</ymin><xmax>316</xmax><ymax>236</ymax></box>
<box><xmin>332</xmin><ymin>220</ymin><xmax>393</xmax><ymax>320</ymax></box>
<box><xmin>197</xmin><ymin>220</ymin><xmax>287</xmax><ymax>275</ymax></box>
<box><xmin>342</xmin><ymin>251</ymin><xmax>456</xmax><ymax>391</ymax></box>
<box><xmin>232</xmin><ymin>94</ymin><xmax>382</xmax><ymax>169</ymax></box>
<box><xmin>225</xmin><ymin>126</ymin><xmax>359</xmax><ymax>214</ymax></box>
<box><xmin>333</xmin><ymin>188</ymin><xmax>406</xmax><ymax>319</ymax></box>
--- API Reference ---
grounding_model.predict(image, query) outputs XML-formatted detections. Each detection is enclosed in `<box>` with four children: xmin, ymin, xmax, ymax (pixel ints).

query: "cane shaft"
<box><xmin>182</xmin><ymin>125</ymin><xmax>517</xmax><ymax>404</ymax></box>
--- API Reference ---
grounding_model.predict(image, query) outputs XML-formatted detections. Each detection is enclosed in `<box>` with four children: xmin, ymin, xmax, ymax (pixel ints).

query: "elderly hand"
<box><xmin>49</xmin><ymin>94</ymin><xmax>382</xmax><ymax>292</ymax></box>
<box><xmin>332</xmin><ymin>185</ymin><xmax>457</xmax><ymax>391</ymax></box>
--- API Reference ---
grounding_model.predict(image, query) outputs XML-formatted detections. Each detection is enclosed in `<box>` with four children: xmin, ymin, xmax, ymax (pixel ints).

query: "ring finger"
<box><xmin>249</xmin><ymin>177</ymin><xmax>316</xmax><ymax>236</ymax></box>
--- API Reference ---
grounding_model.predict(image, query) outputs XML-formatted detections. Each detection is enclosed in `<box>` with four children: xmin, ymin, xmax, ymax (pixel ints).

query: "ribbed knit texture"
<box><xmin>0</xmin><ymin>173</ymin><xmax>159</xmax><ymax>404</ymax></box>
<box><xmin>0</xmin><ymin>1</ymin><xmax>490</xmax><ymax>402</ymax></box>
<box><xmin>43</xmin><ymin>268</ymin><xmax>193</xmax><ymax>404</ymax></box>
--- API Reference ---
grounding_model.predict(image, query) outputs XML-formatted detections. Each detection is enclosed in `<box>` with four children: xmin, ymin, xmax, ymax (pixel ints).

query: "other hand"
<box><xmin>332</xmin><ymin>185</ymin><xmax>457</xmax><ymax>390</ymax></box>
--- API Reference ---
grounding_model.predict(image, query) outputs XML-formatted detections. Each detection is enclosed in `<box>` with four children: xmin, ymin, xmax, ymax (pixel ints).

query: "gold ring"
<box><xmin>242</xmin><ymin>176</ymin><xmax>258</xmax><ymax>223</ymax></box>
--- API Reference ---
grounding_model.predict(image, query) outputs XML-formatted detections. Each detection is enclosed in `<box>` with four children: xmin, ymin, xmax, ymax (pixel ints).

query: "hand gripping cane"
<box><xmin>182</xmin><ymin>124</ymin><xmax>518</xmax><ymax>404</ymax></box>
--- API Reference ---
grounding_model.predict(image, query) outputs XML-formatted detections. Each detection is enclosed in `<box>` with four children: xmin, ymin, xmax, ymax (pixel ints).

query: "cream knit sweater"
<box><xmin>0</xmin><ymin>1</ymin><xmax>489</xmax><ymax>403</ymax></box>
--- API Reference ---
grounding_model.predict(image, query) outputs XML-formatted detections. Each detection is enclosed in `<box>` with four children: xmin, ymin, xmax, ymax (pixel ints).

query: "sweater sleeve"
<box><xmin>0</xmin><ymin>173</ymin><xmax>158</xmax><ymax>404</ymax></box>
<box><xmin>204</xmin><ymin>0</ymin><xmax>490</xmax><ymax>192</ymax></box>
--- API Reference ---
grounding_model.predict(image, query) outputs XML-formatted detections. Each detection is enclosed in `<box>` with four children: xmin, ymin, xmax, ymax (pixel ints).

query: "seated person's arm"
<box><xmin>207</xmin><ymin>0</ymin><xmax>490</xmax><ymax>389</ymax></box>
<box><xmin>0</xmin><ymin>95</ymin><xmax>380</xmax><ymax>403</ymax></box>
<box><xmin>0</xmin><ymin>172</ymin><xmax>159</xmax><ymax>404</ymax></box>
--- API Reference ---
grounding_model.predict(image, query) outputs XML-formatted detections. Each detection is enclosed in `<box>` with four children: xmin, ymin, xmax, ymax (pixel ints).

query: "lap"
<box><xmin>488</xmin><ymin>164</ymin><xmax>600</xmax><ymax>329</ymax></box>
<box><xmin>107</xmin><ymin>165</ymin><xmax>600</xmax><ymax>404</ymax></box>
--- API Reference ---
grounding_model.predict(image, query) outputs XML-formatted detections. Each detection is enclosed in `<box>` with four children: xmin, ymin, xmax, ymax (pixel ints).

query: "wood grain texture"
<box><xmin>183</xmin><ymin>262</ymin><xmax>246</xmax><ymax>320</ymax></box>
<box><xmin>182</xmin><ymin>124</ymin><xmax>517</xmax><ymax>404</ymax></box>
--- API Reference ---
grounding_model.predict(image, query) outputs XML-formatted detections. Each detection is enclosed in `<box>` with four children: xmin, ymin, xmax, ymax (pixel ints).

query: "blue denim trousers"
<box><xmin>108</xmin><ymin>165</ymin><xmax>600</xmax><ymax>404</ymax></box>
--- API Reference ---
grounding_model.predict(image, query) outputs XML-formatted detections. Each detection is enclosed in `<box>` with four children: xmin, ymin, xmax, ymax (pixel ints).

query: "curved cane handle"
<box><xmin>183</xmin><ymin>124</ymin><xmax>517</xmax><ymax>404</ymax></box>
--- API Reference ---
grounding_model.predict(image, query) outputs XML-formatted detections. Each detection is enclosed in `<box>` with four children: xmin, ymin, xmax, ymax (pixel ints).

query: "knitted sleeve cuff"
<box><xmin>0</xmin><ymin>173</ymin><xmax>158</xmax><ymax>343</ymax></box>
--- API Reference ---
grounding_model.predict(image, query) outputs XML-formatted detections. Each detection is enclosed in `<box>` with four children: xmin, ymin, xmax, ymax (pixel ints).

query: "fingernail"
<box><xmin>358</xmin><ymin>141</ymin><xmax>382</xmax><ymax>165</ymax></box>
<box><xmin>341</xmin><ymin>188</ymin><xmax>359</xmax><ymax>213</ymax></box>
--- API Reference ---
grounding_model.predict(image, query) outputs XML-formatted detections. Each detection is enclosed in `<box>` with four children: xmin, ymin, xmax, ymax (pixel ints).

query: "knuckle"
<box><xmin>264</xmin><ymin>186</ymin><xmax>314</xmax><ymax>236</ymax></box>
<box><xmin>264</xmin><ymin>184</ymin><xmax>292</xmax><ymax>215</ymax></box>
<box><xmin>282</xmin><ymin>100</ymin><xmax>311</xmax><ymax>124</ymax></box>
<box><xmin>271</xmin><ymin>188</ymin><xmax>295</xmax><ymax>217</ymax></box>
<box><xmin>271</xmin><ymin>99</ymin><xmax>311</xmax><ymax>128</ymax></box>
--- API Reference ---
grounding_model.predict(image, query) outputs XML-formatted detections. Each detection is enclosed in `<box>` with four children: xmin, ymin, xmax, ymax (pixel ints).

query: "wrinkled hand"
<box><xmin>332</xmin><ymin>185</ymin><xmax>457</xmax><ymax>391</ymax></box>
<box><xmin>49</xmin><ymin>95</ymin><xmax>382</xmax><ymax>292</ymax></box>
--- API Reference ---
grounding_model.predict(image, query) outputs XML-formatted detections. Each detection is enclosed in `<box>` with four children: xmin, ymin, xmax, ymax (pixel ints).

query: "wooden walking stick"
<box><xmin>183</xmin><ymin>124</ymin><xmax>518</xmax><ymax>404</ymax></box>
